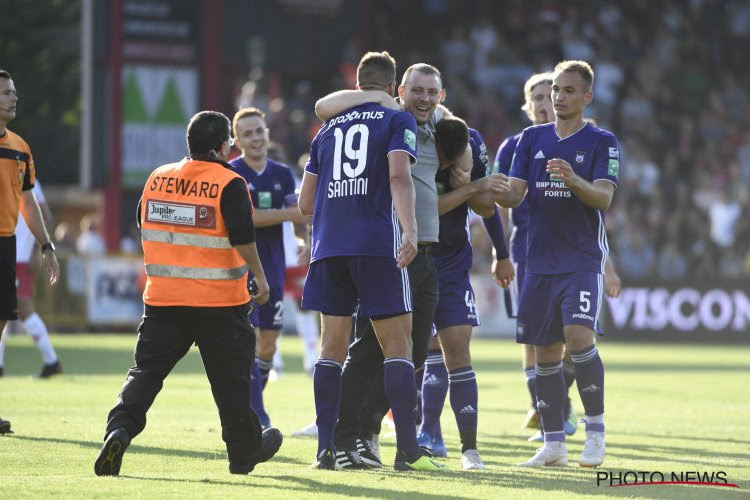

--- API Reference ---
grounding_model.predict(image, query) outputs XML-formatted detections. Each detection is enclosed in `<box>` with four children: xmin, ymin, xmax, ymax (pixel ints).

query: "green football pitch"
<box><xmin>0</xmin><ymin>334</ymin><xmax>747</xmax><ymax>499</ymax></box>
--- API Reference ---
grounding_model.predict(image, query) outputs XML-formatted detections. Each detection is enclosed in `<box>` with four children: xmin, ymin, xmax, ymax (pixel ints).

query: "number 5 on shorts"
<box><xmin>579</xmin><ymin>291</ymin><xmax>591</xmax><ymax>313</ymax></box>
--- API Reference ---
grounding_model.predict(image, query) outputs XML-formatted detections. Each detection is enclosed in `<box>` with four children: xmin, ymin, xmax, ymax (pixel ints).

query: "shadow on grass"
<box><xmin>2</xmin><ymin>344</ymin><xmax>313</xmax><ymax>376</ymax></box>
<box><xmin>8</xmin><ymin>434</ymin><xmax>306</xmax><ymax>466</ymax></box>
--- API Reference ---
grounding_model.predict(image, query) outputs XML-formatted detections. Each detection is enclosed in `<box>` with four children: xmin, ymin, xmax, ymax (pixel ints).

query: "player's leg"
<box><xmin>361</xmin><ymin>256</ymin><xmax>442</xmax><ymax>472</ymax></box>
<box><xmin>418</xmin><ymin>335</ymin><xmax>448</xmax><ymax>455</ymax></box>
<box><xmin>301</xmin><ymin>257</ymin><xmax>360</xmax><ymax>469</ymax></box>
<box><xmin>438</xmin><ymin>324</ymin><xmax>483</xmax><ymax>469</ymax></box>
<box><xmin>337</xmin><ymin>314</ymin><xmax>388</xmax><ymax>469</ymax></box>
<box><xmin>510</xmin><ymin>259</ymin><xmax>539</xmax><ymax>432</ymax></box>
<box><xmin>15</xmin><ymin>263</ymin><xmax>61</xmax><ymax>377</ymax></box>
<box><xmin>516</xmin><ymin>273</ymin><xmax>568</xmax><ymax>467</ymax></box>
<box><xmin>255</xmin><ymin>287</ymin><xmax>284</xmax><ymax>388</ymax></box>
<box><xmin>96</xmin><ymin>306</ymin><xmax>193</xmax><ymax>476</ymax></box>
<box><xmin>562</xmin><ymin>271</ymin><xmax>606</xmax><ymax>467</ymax></box>
<box><xmin>561</xmin><ymin>348</ymin><xmax>578</xmax><ymax>436</ymax></box>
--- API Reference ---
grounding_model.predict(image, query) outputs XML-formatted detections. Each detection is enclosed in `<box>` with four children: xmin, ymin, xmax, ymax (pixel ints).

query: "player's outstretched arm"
<box><xmin>315</xmin><ymin>90</ymin><xmax>399</xmax><ymax>121</ymax></box>
<box><xmin>494</xmin><ymin>178</ymin><xmax>527</xmax><ymax>208</ymax></box>
<box><xmin>388</xmin><ymin>151</ymin><xmax>417</xmax><ymax>269</ymax></box>
<box><xmin>20</xmin><ymin>190</ymin><xmax>59</xmax><ymax>285</ymax></box>
<box><xmin>251</xmin><ymin>206</ymin><xmax>311</xmax><ymax>228</ymax></box>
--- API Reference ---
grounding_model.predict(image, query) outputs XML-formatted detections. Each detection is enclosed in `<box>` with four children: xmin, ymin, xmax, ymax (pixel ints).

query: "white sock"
<box><xmin>24</xmin><ymin>313</ymin><xmax>58</xmax><ymax>364</ymax></box>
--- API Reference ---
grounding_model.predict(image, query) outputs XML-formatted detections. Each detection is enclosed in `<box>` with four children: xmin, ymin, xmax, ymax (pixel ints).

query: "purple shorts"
<box><xmin>249</xmin><ymin>286</ymin><xmax>284</xmax><ymax>330</ymax></box>
<box><xmin>433</xmin><ymin>269</ymin><xmax>480</xmax><ymax>331</ymax></box>
<box><xmin>516</xmin><ymin>271</ymin><xmax>603</xmax><ymax>346</ymax></box>
<box><xmin>302</xmin><ymin>256</ymin><xmax>412</xmax><ymax>317</ymax></box>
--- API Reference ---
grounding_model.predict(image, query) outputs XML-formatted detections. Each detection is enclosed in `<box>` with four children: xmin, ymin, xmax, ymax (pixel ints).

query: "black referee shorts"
<box><xmin>0</xmin><ymin>235</ymin><xmax>18</xmax><ymax>321</ymax></box>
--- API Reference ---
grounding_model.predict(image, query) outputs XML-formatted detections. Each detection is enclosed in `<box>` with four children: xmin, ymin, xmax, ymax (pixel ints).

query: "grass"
<box><xmin>0</xmin><ymin>334</ymin><xmax>748</xmax><ymax>499</ymax></box>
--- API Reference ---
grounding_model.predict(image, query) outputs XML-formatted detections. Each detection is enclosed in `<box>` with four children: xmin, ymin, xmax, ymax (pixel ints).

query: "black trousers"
<box><xmin>105</xmin><ymin>303</ymin><xmax>263</xmax><ymax>466</ymax></box>
<box><xmin>334</xmin><ymin>252</ymin><xmax>438</xmax><ymax>448</ymax></box>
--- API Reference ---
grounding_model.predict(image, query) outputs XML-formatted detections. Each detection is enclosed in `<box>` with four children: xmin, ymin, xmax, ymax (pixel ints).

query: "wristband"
<box><xmin>41</xmin><ymin>242</ymin><xmax>56</xmax><ymax>253</ymax></box>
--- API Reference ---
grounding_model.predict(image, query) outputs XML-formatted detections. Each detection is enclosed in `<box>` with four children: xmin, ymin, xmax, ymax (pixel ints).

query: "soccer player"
<box><xmin>496</xmin><ymin>60</ymin><xmax>619</xmax><ymax>468</ymax></box>
<box><xmin>496</xmin><ymin>73</ymin><xmax>622</xmax><ymax>442</ymax></box>
<box><xmin>416</xmin><ymin>116</ymin><xmax>512</xmax><ymax>469</ymax></box>
<box><xmin>0</xmin><ymin>181</ymin><xmax>63</xmax><ymax>378</ymax></box>
<box><xmin>229</xmin><ymin>108</ymin><xmax>311</xmax><ymax>429</ymax></box>
<box><xmin>313</xmin><ymin>63</ymin><xmax>474</xmax><ymax>470</ymax></box>
<box><xmin>300</xmin><ymin>51</ymin><xmax>442</xmax><ymax>471</ymax></box>
<box><xmin>0</xmin><ymin>68</ymin><xmax>61</xmax><ymax>434</ymax></box>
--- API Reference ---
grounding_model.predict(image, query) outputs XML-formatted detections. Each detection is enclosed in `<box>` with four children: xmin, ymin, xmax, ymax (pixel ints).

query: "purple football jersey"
<box><xmin>229</xmin><ymin>157</ymin><xmax>297</xmax><ymax>287</ymax></box>
<box><xmin>433</xmin><ymin>129</ymin><xmax>488</xmax><ymax>275</ymax></box>
<box><xmin>509</xmin><ymin>122</ymin><xmax>620</xmax><ymax>274</ymax></box>
<box><xmin>305</xmin><ymin>102</ymin><xmax>417</xmax><ymax>261</ymax></box>
<box><xmin>494</xmin><ymin>132</ymin><xmax>528</xmax><ymax>264</ymax></box>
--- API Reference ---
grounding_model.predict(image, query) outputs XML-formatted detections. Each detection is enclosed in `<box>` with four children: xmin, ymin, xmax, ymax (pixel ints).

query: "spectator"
<box><xmin>76</xmin><ymin>214</ymin><xmax>106</xmax><ymax>255</ymax></box>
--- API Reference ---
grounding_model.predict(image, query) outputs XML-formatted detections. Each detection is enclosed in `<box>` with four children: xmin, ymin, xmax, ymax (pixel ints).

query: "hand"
<box><xmin>43</xmin><ymin>250</ymin><xmax>60</xmax><ymax>286</ymax></box>
<box><xmin>250</xmin><ymin>277</ymin><xmax>270</xmax><ymax>305</ymax></box>
<box><xmin>449</xmin><ymin>165</ymin><xmax>471</xmax><ymax>188</ymax></box>
<box><xmin>546</xmin><ymin>158</ymin><xmax>580</xmax><ymax>188</ymax></box>
<box><xmin>289</xmin><ymin>207</ymin><xmax>313</xmax><ymax>225</ymax></box>
<box><xmin>476</xmin><ymin>173</ymin><xmax>510</xmax><ymax>196</ymax></box>
<box><xmin>296</xmin><ymin>242</ymin><xmax>311</xmax><ymax>267</ymax></box>
<box><xmin>604</xmin><ymin>267</ymin><xmax>621</xmax><ymax>298</ymax></box>
<box><xmin>396</xmin><ymin>230</ymin><xmax>417</xmax><ymax>269</ymax></box>
<box><xmin>492</xmin><ymin>257</ymin><xmax>514</xmax><ymax>289</ymax></box>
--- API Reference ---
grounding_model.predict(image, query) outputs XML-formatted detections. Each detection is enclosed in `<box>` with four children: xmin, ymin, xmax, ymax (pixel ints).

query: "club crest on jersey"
<box><xmin>576</xmin><ymin>151</ymin><xmax>585</xmax><ymax>164</ymax></box>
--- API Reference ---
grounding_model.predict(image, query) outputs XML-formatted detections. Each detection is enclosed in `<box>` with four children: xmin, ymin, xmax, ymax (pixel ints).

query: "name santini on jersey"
<box><xmin>328</xmin><ymin>177</ymin><xmax>368</xmax><ymax>199</ymax></box>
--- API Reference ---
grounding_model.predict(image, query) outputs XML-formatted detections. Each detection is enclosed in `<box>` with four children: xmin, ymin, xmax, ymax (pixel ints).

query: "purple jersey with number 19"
<box><xmin>305</xmin><ymin>102</ymin><xmax>417</xmax><ymax>261</ymax></box>
<box><xmin>509</xmin><ymin>122</ymin><xmax>619</xmax><ymax>275</ymax></box>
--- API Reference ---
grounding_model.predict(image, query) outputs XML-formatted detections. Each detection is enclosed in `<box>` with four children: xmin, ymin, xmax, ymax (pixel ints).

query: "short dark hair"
<box><xmin>357</xmin><ymin>51</ymin><xmax>397</xmax><ymax>91</ymax></box>
<box><xmin>435</xmin><ymin>116</ymin><xmax>469</xmax><ymax>163</ymax></box>
<box><xmin>0</xmin><ymin>69</ymin><xmax>11</xmax><ymax>80</ymax></box>
<box><xmin>232</xmin><ymin>107</ymin><xmax>265</xmax><ymax>137</ymax></box>
<box><xmin>186</xmin><ymin>111</ymin><xmax>231</xmax><ymax>158</ymax></box>
<box><xmin>401</xmin><ymin>63</ymin><xmax>442</xmax><ymax>87</ymax></box>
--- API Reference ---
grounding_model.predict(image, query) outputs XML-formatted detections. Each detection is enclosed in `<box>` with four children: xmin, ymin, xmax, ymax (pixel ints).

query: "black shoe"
<box><xmin>94</xmin><ymin>428</ymin><xmax>130</xmax><ymax>476</ymax></box>
<box><xmin>310</xmin><ymin>448</ymin><xmax>337</xmax><ymax>470</ymax></box>
<box><xmin>0</xmin><ymin>366</ymin><xmax>4</xmax><ymax>377</ymax></box>
<box><xmin>229</xmin><ymin>427</ymin><xmax>283</xmax><ymax>474</ymax></box>
<box><xmin>335</xmin><ymin>448</ymin><xmax>368</xmax><ymax>470</ymax></box>
<box><xmin>0</xmin><ymin>417</ymin><xmax>11</xmax><ymax>434</ymax></box>
<box><xmin>356</xmin><ymin>438</ymin><xmax>382</xmax><ymax>468</ymax></box>
<box><xmin>39</xmin><ymin>360</ymin><xmax>63</xmax><ymax>379</ymax></box>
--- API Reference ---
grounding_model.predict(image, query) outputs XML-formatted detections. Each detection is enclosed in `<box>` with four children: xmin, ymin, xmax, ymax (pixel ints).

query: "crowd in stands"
<box><xmin>232</xmin><ymin>0</ymin><xmax>750</xmax><ymax>282</ymax></box>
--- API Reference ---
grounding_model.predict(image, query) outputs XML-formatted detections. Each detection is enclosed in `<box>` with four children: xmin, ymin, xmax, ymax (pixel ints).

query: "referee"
<box><xmin>0</xmin><ymin>68</ymin><xmax>60</xmax><ymax>434</ymax></box>
<box><xmin>95</xmin><ymin>111</ymin><xmax>281</xmax><ymax>476</ymax></box>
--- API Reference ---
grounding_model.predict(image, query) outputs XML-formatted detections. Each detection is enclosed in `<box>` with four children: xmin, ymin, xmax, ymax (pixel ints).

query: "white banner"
<box><xmin>85</xmin><ymin>257</ymin><xmax>144</xmax><ymax>324</ymax></box>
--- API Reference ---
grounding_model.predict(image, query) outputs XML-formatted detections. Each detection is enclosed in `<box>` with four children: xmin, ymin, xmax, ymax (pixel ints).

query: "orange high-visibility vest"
<box><xmin>140</xmin><ymin>158</ymin><xmax>251</xmax><ymax>307</ymax></box>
